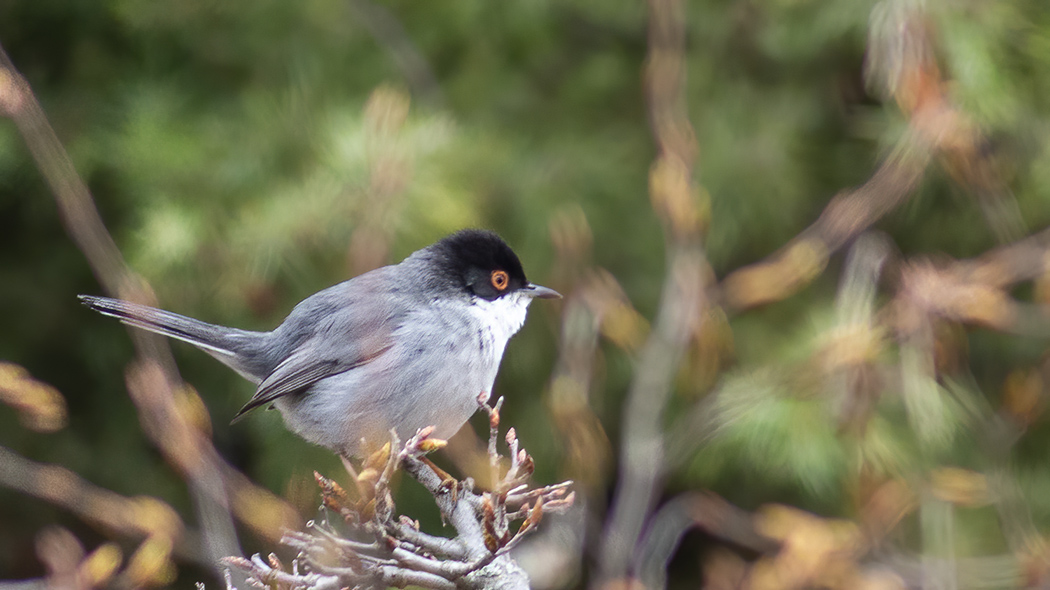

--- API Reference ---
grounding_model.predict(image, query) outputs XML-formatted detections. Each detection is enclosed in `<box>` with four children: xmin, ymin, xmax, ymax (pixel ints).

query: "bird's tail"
<box><xmin>78</xmin><ymin>295</ymin><xmax>268</xmax><ymax>382</ymax></box>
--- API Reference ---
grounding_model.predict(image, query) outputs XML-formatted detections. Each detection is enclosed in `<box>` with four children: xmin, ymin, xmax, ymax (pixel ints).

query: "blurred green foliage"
<box><xmin>4</xmin><ymin>0</ymin><xmax>1050</xmax><ymax>587</ymax></box>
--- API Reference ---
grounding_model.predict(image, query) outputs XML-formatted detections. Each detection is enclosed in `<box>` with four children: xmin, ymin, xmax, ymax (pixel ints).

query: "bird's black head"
<box><xmin>429</xmin><ymin>229</ymin><xmax>529</xmax><ymax>301</ymax></box>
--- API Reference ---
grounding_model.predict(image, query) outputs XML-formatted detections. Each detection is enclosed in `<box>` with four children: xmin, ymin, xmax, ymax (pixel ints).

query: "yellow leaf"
<box><xmin>124</xmin><ymin>537</ymin><xmax>175</xmax><ymax>587</ymax></box>
<box><xmin>930</xmin><ymin>467</ymin><xmax>989</xmax><ymax>506</ymax></box>
<box><xmin>0</xmin><ymin>362</ymin><xmax>68</xmax><ymax>432</ymax></box>
<box><xmin>129</xmin><ymin>496</ymin><xmax>183</xmax><ymax>539</ymax></box>
<box><xmin>80</xmin><ymin>543</ymin><xmax>123</xmax><ymax>587</ymax></box>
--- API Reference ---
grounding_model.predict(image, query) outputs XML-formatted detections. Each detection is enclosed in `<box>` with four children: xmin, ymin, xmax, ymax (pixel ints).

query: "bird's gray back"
<box><xmin>271</xmin><ymin>266</ymin><xmax>413</xmax><ymax>359</ymax></box>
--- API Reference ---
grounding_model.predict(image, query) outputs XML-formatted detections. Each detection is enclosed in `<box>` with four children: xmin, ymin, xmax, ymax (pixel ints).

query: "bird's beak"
<box><xmin>524</xmin><ymin>283</ymin><xmax>562</xmax><ymax>299</ymax></box>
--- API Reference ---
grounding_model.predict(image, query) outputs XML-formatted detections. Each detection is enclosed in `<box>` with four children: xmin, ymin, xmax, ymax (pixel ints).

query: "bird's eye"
<box><xmin>490</xmin><ymin>270</ymin><xmax>509</xmax><ymax>291</ymax></box>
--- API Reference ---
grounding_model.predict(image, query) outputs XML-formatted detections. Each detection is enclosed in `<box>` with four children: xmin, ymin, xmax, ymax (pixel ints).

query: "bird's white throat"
<box><xmin>470</xmin><ymin>291</ymin><xmax>533</xmax><ymax>347</ymax></box>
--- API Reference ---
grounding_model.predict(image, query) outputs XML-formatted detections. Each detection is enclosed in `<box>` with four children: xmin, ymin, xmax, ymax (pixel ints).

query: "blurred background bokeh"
<box><xmin>4</xmin><ymin>0</ymin><xmax>1050</xmax><ymax>588</ymax></box>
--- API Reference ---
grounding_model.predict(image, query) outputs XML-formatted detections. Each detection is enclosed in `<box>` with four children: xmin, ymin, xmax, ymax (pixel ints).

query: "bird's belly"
<box><xmin>276</xmin><ymin>328</ymin><xmax>505</xmax><ymax>456</ymax></box>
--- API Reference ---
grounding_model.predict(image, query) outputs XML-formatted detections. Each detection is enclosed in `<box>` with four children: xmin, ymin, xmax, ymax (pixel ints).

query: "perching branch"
<box><xmin>224</xmin><ymin>394</ymin><xmax>574</xmax><ymax>590</ymax></box>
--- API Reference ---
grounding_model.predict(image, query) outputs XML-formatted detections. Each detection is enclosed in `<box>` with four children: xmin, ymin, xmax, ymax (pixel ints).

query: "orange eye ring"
<box><xmin>491</xmin><ymin>270</ymin><xmax>509</xmax><ymax>291</ymax></box>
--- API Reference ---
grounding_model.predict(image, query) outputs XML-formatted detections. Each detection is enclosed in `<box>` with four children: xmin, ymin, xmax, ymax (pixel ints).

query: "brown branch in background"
<box><xmin>718</xmin><ymin>141</ymin><xmax>929</xmax><ymax>311</ymax></box>
<box><xmin>940</xmin><ymin>123</ymin><xmax>1026</xmax><ymax>244</ymax></box>
<box><xmin>664</xmin><ymin>224</ymin><xmax>1050</xmax><ymax>568</ymax></box>
<box><xmin>867</xmin><ymin>1</ymin><xmax>1024</xmax><ymax>244</ymax></box>
<box><xmin>534</xmin><ymin>267</ymin><xmax>645</xmax><ymax>584</ymax></box>
<box><xmin>0</xmin><ymin>40</ymin><xmax>299</xmax><ymax>581</ymax></box>
<box><xmin>35</xmin><ymin>528</ymin><xmax>88</xmax><ymax>590</ymax></box>
<box><xmin>0</xmin><ymin>446</ymin><xmax>206</xmax><ymax>587</ymax></box>
<box><xmin>544</xmin><ymin>209</ymin><xmax>630</xmax><ymax>496</ymax></box>
<box><xmin>635</xmin><ymin>492</ymin><xmax>780</xmax><ymax>589</ymax></box>
<box><xmin>546</xmin><ymin>268</ymin><xmax>635</xmax><ymax>493</ymax></box>
<box><xmin>595</xmin><ymin>0</ymin><xmax>711</xmax><ymax>583</ymax></box>
<box><xmin>669</xmin><ymin>234</ymin><xmax>895</xmax><ymax>466</ymax></box>
<box><xmin>884</xmin><ymin>236</ymin><xmax>1050</xmax><ymax>567</ymax></box>
<box><xmin>633</xmin><ymin>4</ymin><xmax>1042</xmax><ymax>586</ymax></box>
<box><xmin>0</xmin><ymin>47</ymin><xmax>129</xmax><ymax>297</ymax></box>
<box><xmin>0</xmin><ymin>446</ymin><xmax>183</xmax><ymax>553</ymax></box>
<box><xmin>960</xmin><ymin>225</ymin><xmax>1050</xmax><ymax>288</ymax></box>
<box><xmin>652</xmin><ymin>0</ymin><xmax>1050</xmax><ymax>571</ymax></box>
<box><xmin>718</xmin><ymin>8</ymin><xmax>985</xmax><ymax>312</ymax></box>
<box><xmin>625</xmin><ymin>3</ymin><xmax>1042</xmax><ymax>584</ymax></box>
<box><xmin>883</xmin><ymin>225</ymin><xmax>1050</xmax><ymax>339</ymax></box>
<box><xmin>889</xmin><ymin>228</ymin><xmax>1050</xmax><ymax>338</ymax></box>
<box><xmin>126</xmin><ymin>361</ymin><xmax>301</xmax><ymax>542</ymax></box>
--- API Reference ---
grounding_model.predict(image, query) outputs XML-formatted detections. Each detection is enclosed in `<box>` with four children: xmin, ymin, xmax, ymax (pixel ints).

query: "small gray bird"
<box><xmin>80</xmin><ymin>230</ymin><xmax>560</xmax><ymax>457</ymax></box>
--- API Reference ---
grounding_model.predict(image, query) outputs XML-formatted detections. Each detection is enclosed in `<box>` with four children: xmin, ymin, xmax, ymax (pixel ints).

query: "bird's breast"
<box><xmin>280</xmin><ymin>294</ymin><xmax>533</xmax><ymax>456</ymax></box>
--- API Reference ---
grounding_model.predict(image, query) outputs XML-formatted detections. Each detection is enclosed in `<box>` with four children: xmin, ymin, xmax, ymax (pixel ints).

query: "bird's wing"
<box><xmin>231</xmin><ymin>270</ymin><xmax>406</xmax><ymax>420</ymax></box>
<box><xmin>232</xmin><ymin>341</ymin><xmax>392</xmax><ymax>419</ymax></box>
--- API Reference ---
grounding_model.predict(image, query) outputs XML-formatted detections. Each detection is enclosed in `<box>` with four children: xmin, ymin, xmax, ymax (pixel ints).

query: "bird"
<box><xmin>79</xmin><ymin>229</ymin><xmax>560</xmax><ymax>457</ymax></box>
